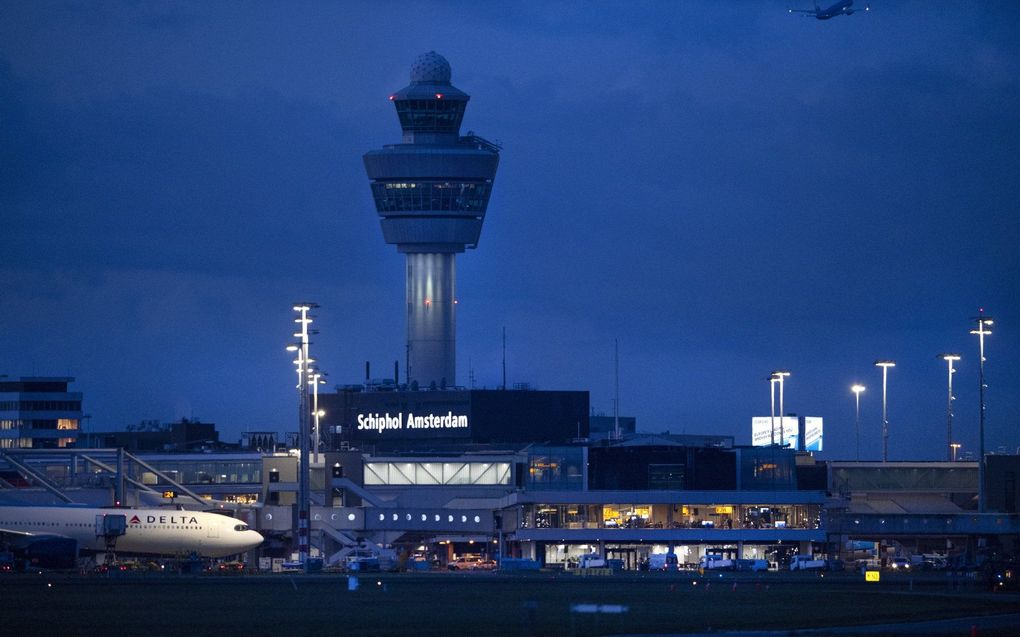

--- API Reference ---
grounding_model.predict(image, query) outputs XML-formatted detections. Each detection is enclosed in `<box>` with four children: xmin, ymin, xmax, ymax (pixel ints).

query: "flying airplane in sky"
<box><xmin>789</xmin><ymin>0</ymin><xmax>869</xmax><ymax>20</ymax></box>
<box><xmin>0</xmin><ymin>505</ymin><xmax>264</xmax><ymax>567</ymax></box>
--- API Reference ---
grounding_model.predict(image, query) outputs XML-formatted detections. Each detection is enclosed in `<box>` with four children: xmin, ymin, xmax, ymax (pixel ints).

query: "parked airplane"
<box><xmin>0</xmin><ymin>505</ymin><xmax>263</xmax><ymax>567</ymax></box>
<box><xmin>789</xmin><ymin>0</ymin><xmax>868</xmax><ymax>20</ymax></box>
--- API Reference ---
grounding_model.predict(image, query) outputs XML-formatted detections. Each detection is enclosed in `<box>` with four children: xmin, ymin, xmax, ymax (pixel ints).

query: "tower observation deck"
<box><xmin>364</xmin><ymin>52</ymin><xmax>500</xmax><ymax>389</ymax></box>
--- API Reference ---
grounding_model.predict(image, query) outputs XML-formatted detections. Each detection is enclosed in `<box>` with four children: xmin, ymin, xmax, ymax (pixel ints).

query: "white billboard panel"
<box><xmin>803</xmin><ymin>417</ymin><xmax>824</xmax><ymax>451</ymax></box>
<box><xmin>751</xmin><ymin>416</ymin><xmax>798</xmax><ymax>448</ymax></box>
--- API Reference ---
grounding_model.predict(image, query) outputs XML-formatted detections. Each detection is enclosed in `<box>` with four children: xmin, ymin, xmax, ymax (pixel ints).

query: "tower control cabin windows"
<box><xmin>371</xmin><ymin>181</ymin><xmax>492</xmax><ymax>213</ymax></box>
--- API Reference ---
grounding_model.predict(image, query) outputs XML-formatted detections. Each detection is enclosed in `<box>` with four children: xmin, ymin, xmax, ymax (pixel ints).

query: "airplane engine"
<box><xmin>21</xmin><ymin>538</ymin><xmax>79</xmax><ymax>570</ymax></box>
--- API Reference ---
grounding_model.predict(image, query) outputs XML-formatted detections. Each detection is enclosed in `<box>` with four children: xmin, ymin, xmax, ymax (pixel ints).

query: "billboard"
<box><xmin>751</xmin><ymin>416</ymin><xmax>798</xmax><ymax>448</ymax></box>
<box><xmin>803</xmin><ymin>417</ymin><xmax>824</xmax><ymax>451</ymax></box>
<box><xmin>751</xmin><ymin>416</ymin><xmax>823</xmax><ymax>451</ymax></box>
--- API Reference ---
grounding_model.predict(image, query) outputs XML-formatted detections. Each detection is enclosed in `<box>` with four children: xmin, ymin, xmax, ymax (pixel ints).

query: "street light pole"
<box><xmin>851</xmin><ymin>384</ymin><xmax>865</xmax><ymax>461</ymax></box>
<box><xmin>311</xmin><ymin>371</ymin><xmax>326</xmax><ymax>464</ymax></box>
<box><xmin>950</xmin><ymin>443</ymin><xmax>961</xmax><ymax>462</ymax></box>
<box><xmin>970</xmin><ymin>310</ymin><xmax>993</xmax><ymax>513</ymax></box>
<box><xmin>939</xmin><ymin>354</ymin><xmax>960</xmax><ymax>462</ymax></box>
<box><xmin>772</xmin><ymin>371</ymin><xmax>790</xmax><ymax>446</ymax></box>
<box><xmin>769</xmin><ymin>376</ymin><xmax>779</xmax><ymax>446</ymax></box>
<box><xmin>874</xmin><ymin>361</ymin><xmax>895</xmax><ymax>462</ymax></box>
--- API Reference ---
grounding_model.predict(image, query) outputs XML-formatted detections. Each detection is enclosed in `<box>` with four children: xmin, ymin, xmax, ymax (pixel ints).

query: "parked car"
<box><xmin>447</xmin><ymin>556</ymin><xmax>484</xmax><ymax>571</ymax></box>
<box><xmin>920</xmin><ymin>557</ymin><xmax>947</xmax><ymax>570</ymax></box>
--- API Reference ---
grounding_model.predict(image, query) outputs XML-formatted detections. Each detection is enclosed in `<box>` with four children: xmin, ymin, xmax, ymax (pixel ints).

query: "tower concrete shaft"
<box><xmin>364</xmin><ymin>52</ymin><xmax>500</xmax><ymax>389</ymax></box>
<box><xmin>407</xmin><ymin>253</ymin><xmax>456</xmax><ymax>388</ymax></box>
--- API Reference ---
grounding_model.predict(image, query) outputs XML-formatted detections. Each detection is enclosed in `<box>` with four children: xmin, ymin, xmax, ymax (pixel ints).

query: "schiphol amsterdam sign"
<box><xmin>356</xmin><ymin>411</ymin><xmax>468</xmax><ymax>434</ymax></box>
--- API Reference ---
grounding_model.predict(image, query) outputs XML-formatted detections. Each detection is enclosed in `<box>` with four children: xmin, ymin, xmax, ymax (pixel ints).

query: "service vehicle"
<box><xmin>648</xmin><ymin>552</ymin><xmax>680</xmax><ymax>571</ymax></box>
<box><xmin>735</xmin><ymin>558</ymin><xmax>769</xmax><ymax>572</ymax></box>
<box><xmin>700</xmin><ymin>554</ymin><xmax>734</xmax><ymax>570</ymax></box>
<box><xmin>577</xmin><ymin>554</ymin><xmax>608</xmax><ymax>569</ymax></box>
<box><xmin>789</xmin><ymin>555</ymin><xmax>826</xmax><ymax>571</ymax></box>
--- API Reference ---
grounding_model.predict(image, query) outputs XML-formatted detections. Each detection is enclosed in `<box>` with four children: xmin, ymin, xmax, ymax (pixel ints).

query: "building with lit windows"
<box><xmin>0</xmin><ymin>377</ymin><xmax>82</xmax><ymax>449</ymax></box>
<box><xmin>292</xmin><ymin>434</ymin><xmax>831</xmax><ymax>569</ymax></box>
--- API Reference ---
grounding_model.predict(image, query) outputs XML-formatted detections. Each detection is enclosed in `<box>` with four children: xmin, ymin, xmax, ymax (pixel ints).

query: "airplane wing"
<box><xmin>788</xmin><ymin>9</ymin><xmax>818</xmax><ymax>16</ymax></box>
<box><xmin>0</xmin><ymin>528</ymin><xmax>71</xmax><ymax>550</ymax></box>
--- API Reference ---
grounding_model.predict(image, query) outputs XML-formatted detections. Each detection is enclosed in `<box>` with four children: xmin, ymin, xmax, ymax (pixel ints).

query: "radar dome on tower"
<box><xmin>409</xmin><ymin>51</ymin><xmax>452</xmax><ymax>85</ymax></box>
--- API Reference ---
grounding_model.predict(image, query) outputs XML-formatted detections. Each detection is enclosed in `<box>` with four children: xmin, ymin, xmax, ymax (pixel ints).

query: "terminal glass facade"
<box><xmin>138</xmin><ymin>459</ymin><xmax>263</xmax><ymax>485</ymax></box>
<box><xmin>364</xmin><ymin>461</ymin><xmax>511</xmax><ymax>486</ymax></box>
<box><xmin>520</xmin><ymin>502</ymin><xmax>821</xmax><ymax>531</ymax></box>
<box><xmin>738</xmin><ymin>447</ymin><xmax>797</xmax><ymax>490</ymax></box>
<box><xmin>526</xmin><ymin>446</ymin><xmax>584</xmax><ymax>491</ymax></box>
<box><xmin>830</xmin><ymin>464</ymin><xmax>977</xmax><ymax>494</ymax></box>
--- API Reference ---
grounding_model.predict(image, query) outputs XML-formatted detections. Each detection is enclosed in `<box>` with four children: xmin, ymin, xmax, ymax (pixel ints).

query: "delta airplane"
<box><xmin>789</xmin><ymin>0</ymin><xmax>869</xmax><ymax>20</ymax></box>
<box><xmin>0</xmin><ymin>505</ymin><xmax>264</xmax><ymax>565</ymax></box>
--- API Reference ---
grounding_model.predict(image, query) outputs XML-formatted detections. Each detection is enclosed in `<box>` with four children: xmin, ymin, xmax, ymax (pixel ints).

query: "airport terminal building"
<box><xmin>2</xmin><ymin>403</ymin><xmax>1019</xmax><ymax>571</ymax></box>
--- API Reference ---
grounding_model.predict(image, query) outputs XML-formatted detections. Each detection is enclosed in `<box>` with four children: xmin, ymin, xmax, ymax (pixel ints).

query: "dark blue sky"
<box><xmin>2</xmin><ymin>2</ymin><xmax>1018</xmax><ymax>461</ymax></box>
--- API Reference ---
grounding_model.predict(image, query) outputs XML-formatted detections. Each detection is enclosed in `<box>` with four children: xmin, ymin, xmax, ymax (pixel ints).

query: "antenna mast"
<box><xmin>614</xmin><ymin>338</ymin><xmax>620</xmax><ymax>440</ymax></box>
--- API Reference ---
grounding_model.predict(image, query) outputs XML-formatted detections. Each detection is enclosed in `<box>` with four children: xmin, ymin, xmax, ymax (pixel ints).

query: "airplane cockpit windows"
<box><xmin>234</xmin><ymin>524</ymin><xmax>249</xmax><ymax>532</ymax></box>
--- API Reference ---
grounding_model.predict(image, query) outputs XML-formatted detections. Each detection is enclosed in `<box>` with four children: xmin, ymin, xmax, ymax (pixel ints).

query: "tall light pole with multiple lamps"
<box><xmin>851</xmin><ymin>384</ymin><xmax>865</xmax><ymax>461</ymax></box>
<box><xmin>970</xmin><ymin>310</ymin><xmax>993</xmax><ymax>512</ymax></box>
<box><xmin>874</xmin><ymin>361</ymin><xmax>895</xmax><ymax>462</ymax></box>
<box><xmin>311</xmin><ymin>371</ymin><xmax>327</xmax><ymax>464</ymax></box>
<box><xmin>288</xmin><ymin>302</ymin><xmax>318</xmax><ymax>572</ymax></box>
<box><xmin>771</xmin><ymin>370</ymin><xmax>790</xmax><ymax>446</ymax></box>
<box><xmin>939</xmin><ymin>354</ymin><xmax>960</xmax><ymax>462</ymax></box>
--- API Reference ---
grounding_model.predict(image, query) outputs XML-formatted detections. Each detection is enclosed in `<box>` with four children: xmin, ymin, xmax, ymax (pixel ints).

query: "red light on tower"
<box><xmin>388</xmin><ymin>95</ymin><xmax>395</xmax><ymax>101</ymax></box>
<box><xmin>435</xmin><ymin>93</ymin><xmax>443</xmax><ymax>99</ymax></box>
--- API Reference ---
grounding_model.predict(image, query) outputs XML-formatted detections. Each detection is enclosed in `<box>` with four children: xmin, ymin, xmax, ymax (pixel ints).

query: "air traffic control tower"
<box><xmin>364</xmin><ymin>52</ymin><xmax>500</xmax><ymax>389</ymax></box>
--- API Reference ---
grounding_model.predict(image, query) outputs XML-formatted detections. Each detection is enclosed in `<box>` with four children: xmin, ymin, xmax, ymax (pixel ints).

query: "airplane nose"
<box><xmin>247</xmin><ymin>530</ymin><xmax>265</xmax><ymax>549</ymax></box>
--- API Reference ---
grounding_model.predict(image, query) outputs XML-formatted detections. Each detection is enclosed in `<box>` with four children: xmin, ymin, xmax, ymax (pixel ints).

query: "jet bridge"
<box><xmin>0</xmin><ymin>448</ymin><xmax>221</xmax><ymax>508</ymax></box>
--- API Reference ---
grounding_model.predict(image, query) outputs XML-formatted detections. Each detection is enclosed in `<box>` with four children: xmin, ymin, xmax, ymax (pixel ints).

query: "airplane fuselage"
<box><xmin>0</xmin><ymin>506</ymin><xmax>264</xmax><ymax>558</ymax></box>
<box><xmin>791</xmin><ymin>0</ymin><xmax>863</xmax><ymax>20</ymax></box>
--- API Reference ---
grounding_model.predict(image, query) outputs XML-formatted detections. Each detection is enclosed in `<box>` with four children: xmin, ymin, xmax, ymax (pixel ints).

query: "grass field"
<box><xmin>2</xmin><ymin>570</ymin><xmax>1018</xmax><ymax>636</ymax></box>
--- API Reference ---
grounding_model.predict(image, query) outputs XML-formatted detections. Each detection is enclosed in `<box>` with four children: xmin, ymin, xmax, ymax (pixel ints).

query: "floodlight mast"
<box><xmin>970</xmin><ymin>309</ymin><xmax>993</xmax><ymax>512</ymax></box>
<box><xmin>939</xmin><ymin>354</ymin><xmax>961</xmax><ymax>462</ymax></box>
<box><xmin>311</xmin><ymin>371</ymin><xmax>327</xmax><ymax>464</ymax></box>
<box><xmin>289</xmin><ymin>302</ymin><xmax>318</xmax><ymax>572</ymax></box>
<box><xmin>874</xmin><ymin>361</ymin><xmax>895</xmax><ymax>462</ymax></box>
<box><xmin>771</xmin><ymin>371</ymin><xmax>790</xmax><ymax>446</ymax></box>
<box><xmin>768</xmin><ymin>376</ymin><xmax>779</xmax><ymax>446</ymax></box>
<box><xmin>851</xmin><ymin>384</ymin><xmax>866</xmax><ymax>461</ymax></box>
<box><xmin>363</xmin><ymin>52</ymin><xmax>500</xmax><ymax>389</ymax></box>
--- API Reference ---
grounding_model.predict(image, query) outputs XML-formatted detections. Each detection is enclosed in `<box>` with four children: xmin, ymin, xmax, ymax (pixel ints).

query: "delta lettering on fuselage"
<box><xmin>356</xmin><ymin>411</ymin><xmax>468</xmax><ymax>434</ymax></box>
<box><xmin>128</xmin><ymin>514</ymin><xmax>200</xmax><ymax>525</ymax></box>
